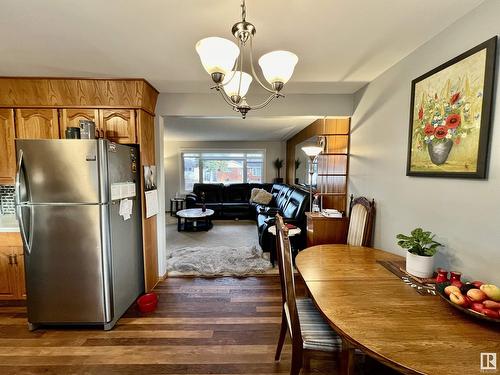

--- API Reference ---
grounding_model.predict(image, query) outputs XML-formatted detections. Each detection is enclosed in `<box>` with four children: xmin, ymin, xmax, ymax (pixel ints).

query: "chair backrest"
<box><xmin>346</xmin><ymin>195</ymin><xmax>375</xmax><ymax>246</ymax></box>
<box><xmin>275</xmin><ymin>215</ymin><xmax>302</xmax><ymax>343</ymax></box>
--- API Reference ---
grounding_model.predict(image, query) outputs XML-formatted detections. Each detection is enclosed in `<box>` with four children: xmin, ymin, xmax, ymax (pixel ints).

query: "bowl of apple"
<box><xmin>436</xmin><ymin>280</ymin><xmax>500</xmax><ymax>323</ymax></box>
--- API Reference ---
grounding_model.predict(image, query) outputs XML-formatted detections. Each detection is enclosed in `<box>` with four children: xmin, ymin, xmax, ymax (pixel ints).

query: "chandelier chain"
<box><xmin>241</xmin><ymin>0</ymin><xmax>246</xmax><ymax>21</ymax></box>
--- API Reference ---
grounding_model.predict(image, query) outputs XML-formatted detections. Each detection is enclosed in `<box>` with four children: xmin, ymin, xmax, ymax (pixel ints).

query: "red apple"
<box><xmin>471</xmin><ymin>302</ymin><xmax>485</xmax><ymax>314</ymax></box>
<box><xmin>444</xmin><ymin>285</ymin><xmax>461</xmax><ymax>296</ymax></box>
<box><xmin>483</xmin><ymin>300</ymin><xmax>500</xmax><ymax>310</ymax></box>
<box><xmin>472</xmin><ymin>280</ymin><xmax>484</xmax><ymax>288</ymax></box>
<box><xmin>482</xmin><ymin>308</ymin><xmax>500</xmax><ymax>319</ymax></box>
<box><xmin>451</xmin><ymin>280</ymin><xmax>464</xmax><ymax>289</ymax></box>
<box><xmin>449</xmin><ymin>291</ymin><xmax>470</xmax><ymax>307</ymax></box>
<box><xmin>467</xmin><ymin>288</ymin><xmax>487</xmax><ymax>302</ymax></box>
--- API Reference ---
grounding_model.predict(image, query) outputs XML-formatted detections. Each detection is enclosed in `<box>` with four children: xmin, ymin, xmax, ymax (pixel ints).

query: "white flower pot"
<box><xmin>406</xmin><ymin>251</ymin><xmax>435</xmax><ymax>278</ymax></box>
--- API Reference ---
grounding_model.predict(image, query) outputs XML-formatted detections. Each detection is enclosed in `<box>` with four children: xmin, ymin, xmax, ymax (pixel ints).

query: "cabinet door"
<box><xmin>0</xmin><ymin>109</ymin><xmax>16</xmax><ymax>184</ymax></box>
<box><xmin>99</xmin><ymin>109</ymin><xmax>136</xmax><ymax>144</ymax></box>
<box><xmin>0</xmin><ymin>247</ymin><xmax>17</xmax><ymax>299</ymax></box>
<box><xmin>60</xmin><ymin>109</ymin><xmax>100</xmax><ymax>138</ymax></box>
<box><xmin>15</xmin><ymin>109</ymin><xmax>60</xmax><ymax>139</ymax></box>
<box><xmin>14</xmin><ymin>248</ymin><xmax>26</xmax><ymax>299</ymax></box>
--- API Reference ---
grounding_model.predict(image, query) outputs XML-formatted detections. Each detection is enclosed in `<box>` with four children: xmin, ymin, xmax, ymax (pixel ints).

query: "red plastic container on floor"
<box><xmin>137</xmin><ymin>292</ymin><xmax>158</xmax><ymax>313</ymax></box>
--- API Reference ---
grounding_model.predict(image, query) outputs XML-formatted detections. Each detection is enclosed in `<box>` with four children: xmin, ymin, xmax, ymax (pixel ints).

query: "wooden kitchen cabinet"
<box><xmin>306</xmin><ymin>212</ymin><xmax>349</xmax><ymax>247</ymax></box>
<box><xmin>0</xmin><ymin>233</ymin><xmax>25</xmax><ymax>300</ymax></box>
<box><xmin>15</xmin><ymin>109</ymin><xmax>60</xmax><ymax>139</ymax></box>
<box><xmin>60</xmin><ymin>108</ymin><xmax>100</xmax><ymax>138</ymax></box>
<box><xmin>99</xmin><ymin>109</ymin><xmax>136</xmax><ymax>144</ymax></box>
<box><xmin>0</xmin><ymin>109</ymin><xmax>16</xmax><ymax>184</ymax></box>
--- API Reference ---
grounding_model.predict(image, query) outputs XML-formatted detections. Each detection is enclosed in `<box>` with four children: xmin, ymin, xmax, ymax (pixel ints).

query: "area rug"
<box><xmin>166</xmin><ymin>245</ymin><xmax>273</xmax><ymax>276</ymax></box>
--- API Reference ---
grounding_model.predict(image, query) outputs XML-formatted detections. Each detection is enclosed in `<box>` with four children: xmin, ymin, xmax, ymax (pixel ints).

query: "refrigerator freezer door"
<box><xmin>24</xmin><ymin>204</ymin><xmax>106</xmax><ymax>324</ymax></box>
<box><xmin>15</xmin><ymin>139</ymin><xmax>101</xmax><ymax>204</ymax></box>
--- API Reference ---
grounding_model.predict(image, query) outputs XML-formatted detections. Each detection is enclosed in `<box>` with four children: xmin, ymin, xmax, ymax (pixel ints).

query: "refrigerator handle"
<box><xmin>15</xmin><ymin>149</ymin><xmax>32</xmax><ymax>254</ymax></box>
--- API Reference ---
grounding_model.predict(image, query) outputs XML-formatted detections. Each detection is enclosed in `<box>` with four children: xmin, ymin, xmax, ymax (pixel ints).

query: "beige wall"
<box><xmin>164</xmin><ymin>140</ymin><xmax>286</xmax><ymax>201</ymax></box>
<box><xmin>350</xmin><ymin>0</ymin><xmax>500</xmax><ymax>285</ymax></box>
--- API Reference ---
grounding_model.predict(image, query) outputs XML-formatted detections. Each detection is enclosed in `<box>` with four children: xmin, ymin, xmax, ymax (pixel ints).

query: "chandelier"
<box><xmin>195</xmin><ymin>0</ymin><xmax>298</xmax><ymax>119</ymax></box>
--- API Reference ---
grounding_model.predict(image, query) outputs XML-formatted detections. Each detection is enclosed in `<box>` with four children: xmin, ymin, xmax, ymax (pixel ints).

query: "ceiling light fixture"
<box><xmin>195</xmin><ymin>0</ymin><xmax>298</xmax><ymax>119</ymax></box>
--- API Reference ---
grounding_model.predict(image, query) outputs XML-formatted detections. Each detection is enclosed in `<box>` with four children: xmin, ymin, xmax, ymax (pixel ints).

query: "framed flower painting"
<box><xmin>406</xmin><ymin>37</ymin><xmax>497</xmax><ymax>178</ymax></box>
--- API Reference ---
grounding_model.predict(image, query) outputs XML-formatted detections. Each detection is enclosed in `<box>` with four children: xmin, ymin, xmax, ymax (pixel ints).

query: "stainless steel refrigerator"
<box><xmin>15</xmin><ymin>139</ymin><xmax>144</xmax><ymax>331</ymax></box>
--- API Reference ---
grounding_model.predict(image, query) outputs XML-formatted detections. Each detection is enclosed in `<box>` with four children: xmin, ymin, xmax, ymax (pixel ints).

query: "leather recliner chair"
<box><xmin>256</xmin><ymin>186</ymin><xmax>309</xmax><ymax>264</ymax></box>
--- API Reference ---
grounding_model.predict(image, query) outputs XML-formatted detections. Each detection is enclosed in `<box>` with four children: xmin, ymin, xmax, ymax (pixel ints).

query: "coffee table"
<box><xmin>176</xmin><ymin>208</ymin><xmax>215</xmax><ymax>232</ymax></box>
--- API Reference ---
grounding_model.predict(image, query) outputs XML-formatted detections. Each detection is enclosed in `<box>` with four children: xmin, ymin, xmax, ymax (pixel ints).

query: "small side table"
<box><xmin>305</xmin><ymin>212</ymin><xmax>349</xmax><ymax>246</ymax></box>
<box><xmin>267</xmin><ymin>225</ymin><xmax>302</xmax><ymax>266</ymax></box>
<box><xmin>170</xmin><ymin>198</ymin><xmax>185</xmax><ymax>217</ymax></box>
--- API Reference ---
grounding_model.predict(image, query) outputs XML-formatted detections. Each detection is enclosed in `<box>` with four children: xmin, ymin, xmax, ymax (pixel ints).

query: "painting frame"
<box><xmin>406</xmin><ymin>36</ymin><xmax>497</xmax><ymax>179</ymax></box>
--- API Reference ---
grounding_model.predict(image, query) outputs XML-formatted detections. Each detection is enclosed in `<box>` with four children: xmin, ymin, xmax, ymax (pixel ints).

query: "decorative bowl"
<box><xmin>435</xmin><ymin>282</ymin><xmax>500</xmax><ymax>324</ymax></box>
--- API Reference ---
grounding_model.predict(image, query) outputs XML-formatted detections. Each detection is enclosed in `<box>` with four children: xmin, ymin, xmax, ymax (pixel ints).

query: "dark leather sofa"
<box><xmin>185</xmin><ymin>183</ymin><xmax>310</xmax><ymax>263</ymax></box>
<box><xmin>185</xmin><ymin>183</ymin><xmax>273</xmax><ymax>219</ymax></box>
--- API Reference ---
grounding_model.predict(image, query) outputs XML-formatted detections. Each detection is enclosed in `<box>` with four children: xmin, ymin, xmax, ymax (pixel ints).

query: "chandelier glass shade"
<box><xmin>195</xmin><ymin>37</ymin><xmax>240</xmax><ymax>76</ymax></box>
<box><xmin>195</xmin><ymin>0</ymin><xmax>298</xmax><ymax>118</ymax></box>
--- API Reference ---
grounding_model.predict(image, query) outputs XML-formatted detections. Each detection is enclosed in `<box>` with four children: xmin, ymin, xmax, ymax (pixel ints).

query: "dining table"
<box><xmin>295</xmin><ymin>244</ymin><xmax>500</xmax><ymax>375</ymax></box>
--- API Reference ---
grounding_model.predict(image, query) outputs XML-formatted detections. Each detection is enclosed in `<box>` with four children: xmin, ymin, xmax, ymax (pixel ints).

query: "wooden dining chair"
<box><xmin>274</xmin><ymin>215</ymin><xmax>355</xmax><ymax>374</ymax></box>
<box><xmin>346</xmin><ymin>195</ymin><xmax>376</xmax><ymax>247</ymax></box>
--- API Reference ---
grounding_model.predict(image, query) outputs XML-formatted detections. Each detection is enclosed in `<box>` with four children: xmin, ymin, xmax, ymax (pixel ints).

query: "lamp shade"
<box><xmin>301</xmin><ymin>145</ymin><xmax>323</xmax><ymax>157</ymax></box>
<box><xmin>258</xmin><ymin>50</ymin><xmax>298</xmax><ymax>84</ymax></box>
<box><xmin>195</xmin><ymin>37</ymin><xmax>240</xmax><ymax>75</ymax></box>
<box><xmin>223</xmin><ymin>71</ymin><xmax>253</xmax><ymax>98</ymax></box>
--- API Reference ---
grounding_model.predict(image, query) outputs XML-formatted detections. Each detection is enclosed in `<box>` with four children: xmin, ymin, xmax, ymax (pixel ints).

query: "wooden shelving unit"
<box><xmin>317</xmin><ymin>119</ymin><xmax>350</xmax><ymax>213</ymax></box>
<box><xmin>286</xmin><ymin>118</ymin><xmax>351</xmax><ymax>213</ymax></box>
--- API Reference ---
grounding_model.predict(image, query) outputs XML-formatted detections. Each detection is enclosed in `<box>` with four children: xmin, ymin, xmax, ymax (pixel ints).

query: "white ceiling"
<box><xmin>0</xmin><ymin>0</ymin><xmax>484</xmax><ymax>95</ymax></box>
<box><xmin>165</xmin><ymin>116</ymin><xmax>319</xmax><ymax>141</ymax></box>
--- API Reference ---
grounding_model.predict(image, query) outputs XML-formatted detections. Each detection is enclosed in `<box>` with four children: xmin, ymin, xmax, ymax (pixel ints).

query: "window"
<box><xmin>181</xmin><ymin>150</ymin><xmax>265</xmax><ymax>191</ymax></box>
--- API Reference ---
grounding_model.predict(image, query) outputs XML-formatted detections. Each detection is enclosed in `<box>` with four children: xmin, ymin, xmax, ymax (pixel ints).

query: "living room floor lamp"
<box><xmin>301</xmin><ymin>145</ymin><xmax>323</xmax><ymax>211</ymax></box>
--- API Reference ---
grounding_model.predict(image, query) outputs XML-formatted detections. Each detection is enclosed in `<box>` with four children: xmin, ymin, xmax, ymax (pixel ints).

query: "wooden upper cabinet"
<box><xmin>99</xmin><ymin>109</ymin><xmax>136</xmax><ymax>144</ymax></box>
<box><xmin>60</xmin><ymin>109</ymin><xmax>100</xmax><ymax>138</ymax></box>
<box><xmin>0</xmin><ymin>109</ymin><xmax>16</xmax><ymax>184</ymax></box>
<box><xmin>15</xmin><ymin>109</ymin><xmax>59</xmax><ymax>139</ymax></box>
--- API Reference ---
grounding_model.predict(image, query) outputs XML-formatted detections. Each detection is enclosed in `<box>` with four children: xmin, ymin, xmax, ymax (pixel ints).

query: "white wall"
<box><xmin>156</xmin><ymin>93</ymin><xmax>353</xmax><ymax>117</ymax></box>
<box><xmin>350</xmin><ymin>0</ymin><xmax>500</xmax><ymax>285</ymax></box>
<box><xmin>164</xmin><ymin>139</ymin><xmax>285</xmax><ymax>201</ymax></box>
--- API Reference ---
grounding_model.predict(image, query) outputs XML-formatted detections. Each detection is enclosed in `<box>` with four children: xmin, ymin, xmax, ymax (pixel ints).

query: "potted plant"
<box><xmin>294</xmin><ymin>159</ymin><xmax>301</xmax><ymax>184</ymax></box>
<box><xmin>273</xmin><ymin>158</ymin><xmax>284</xmax><ymax>183</ymax></box>
<box><xmin>396</xmin><ymin>228</ymin><xmax>442</xmax><ymax>278</ymax></box>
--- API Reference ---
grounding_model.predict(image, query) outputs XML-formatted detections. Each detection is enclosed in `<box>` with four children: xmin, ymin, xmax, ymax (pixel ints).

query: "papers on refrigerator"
<box><xmin>119</xmin><ymin>198</ymin><xmax>133</xmax><ymax>220</ymax></box>
<box><xmin>145</xmin><ymin>189</ymin><xmax>158</xmax><ymax>218</ymax></box>
<box><xmin>111</xmin><ymin>182</ymin><xmax>136</xmax><ymax>200</ymax></box>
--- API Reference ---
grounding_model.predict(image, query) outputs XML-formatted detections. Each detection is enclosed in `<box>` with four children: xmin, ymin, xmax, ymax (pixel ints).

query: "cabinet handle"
<box><xmin>13</xmin><ymin>254</ymin><xmax>18</xmax><ymax>265</ymax></box>
<box><xmin>8</xmin><ymin>255</ymin><xmax>13</xmax><ymax>265</ymax></box>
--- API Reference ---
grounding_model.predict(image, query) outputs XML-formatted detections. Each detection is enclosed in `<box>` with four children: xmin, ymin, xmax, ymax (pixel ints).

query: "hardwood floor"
<box><xmin>0</xmin><ymin>276</ymin><xmax>395</xmax><ymax>374</ymax></box>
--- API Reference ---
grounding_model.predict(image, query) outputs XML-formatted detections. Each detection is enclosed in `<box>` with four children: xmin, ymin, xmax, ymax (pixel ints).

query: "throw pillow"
<box><xmin>250</xmin><ymin>187</ymin><xmax>261</xmax><ymax>203</ymax></box>
<box><xmin>253</xmin><ymin>189</ymin><xmax>273</xmax><ymax>205</ymax></box>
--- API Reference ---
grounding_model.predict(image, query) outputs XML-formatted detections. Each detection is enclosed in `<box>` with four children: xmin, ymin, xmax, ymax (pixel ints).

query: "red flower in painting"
<box><xmin>418</xmin><ymin>106</ymin><xmax>424</xmax><ymax>120</ymax></box>
<box><xmin>445</xmin><ymin>114</ymin><xmax>461</xmax><ymax>129</ymax></box>
<box><xmin>450</xmin><ymin>92</ymin><xmax>460</xmax><ymax>105</ymax></box>
<box><xmin>455</xmin><ymin>137</ymin><xmax>461</xmax><ymax>145</ymax></box>
<box><xmin>435</xmin><ymin>126</ymin><xmax>448</xmax><ymax>139</ymax></box>
<box><xmin>424</xmin><ymin>123</ymin><xmax>435</xmax><ymax>136</ymax></box>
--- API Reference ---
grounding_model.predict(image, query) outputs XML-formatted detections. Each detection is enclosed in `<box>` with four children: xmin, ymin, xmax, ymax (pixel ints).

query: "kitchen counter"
<box><xmin>0</xmin><ymin>214</ymin><xmax>20</xmax><ymax>232</ymax></box>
